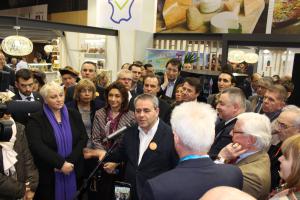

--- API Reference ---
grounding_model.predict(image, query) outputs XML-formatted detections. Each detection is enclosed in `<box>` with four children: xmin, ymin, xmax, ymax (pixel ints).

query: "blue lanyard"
<box><xmin>179</xmin><ymin>154</ymin><xmax>209</xmax><ymax>162</ymax></box>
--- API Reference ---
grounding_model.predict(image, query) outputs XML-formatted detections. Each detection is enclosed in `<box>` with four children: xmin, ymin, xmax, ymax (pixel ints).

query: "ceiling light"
<box><xmin>1</xmin><ymin>26</ymin><xmax>33</xmax><ymax>56</ymax></box>
<box><xmin>244</xmin><ymin>52</ymin><xmax>259</xmax><ymax>63</ymax></box>
<box><xmin>44</xmin><ymin>45</ymin><xmax>53</xmax><ymax>53</ymax></box>
<box><xmin>228</xmin><ymin>50</ymin><xmax>245</xmax><ymax>63</ymax></box>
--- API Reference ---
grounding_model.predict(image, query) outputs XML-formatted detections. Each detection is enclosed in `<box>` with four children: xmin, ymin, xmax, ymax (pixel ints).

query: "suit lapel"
<box><xmin>132</xmin><ymin>128</ymin><xmax>140</xmax><ymax>168</ymax></box>
<box><xmin>138</xmin><ymin>121</ymin><xmax>164</xmax><ymax>168</ymax></box>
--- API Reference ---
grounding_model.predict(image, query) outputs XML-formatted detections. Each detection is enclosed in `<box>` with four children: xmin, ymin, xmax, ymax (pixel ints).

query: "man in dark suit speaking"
<box><xmin>101</xmin><ymin>94</ymin><xmax>178</xmax><ymax>200</ymax></box>
<box><xmin>142</xmin><ymin>102</ymin><xmax>243</xmax><ymax>200</ymax></box>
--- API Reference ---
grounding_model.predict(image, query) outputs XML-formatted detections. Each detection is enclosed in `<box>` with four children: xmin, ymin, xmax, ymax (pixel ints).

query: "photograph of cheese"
<box><xmin>156</xmin><ymin>0</ymin><xmax>269</xmax><ymax>33</ymax></box>
<box><xmin>271</xmin><ymin>0</ymin><xmax>300</xmax><ymax>34</ymax></box>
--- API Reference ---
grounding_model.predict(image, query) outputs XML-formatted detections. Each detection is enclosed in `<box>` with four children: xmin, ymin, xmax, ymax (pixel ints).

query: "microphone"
<box><xmin>103</xmin><ymin>122</ymin><xmax>136</xmax><ymax>142</ymax></box>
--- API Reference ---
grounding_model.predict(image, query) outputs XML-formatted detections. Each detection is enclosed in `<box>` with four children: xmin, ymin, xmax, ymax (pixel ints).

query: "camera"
<box><xmin>0</xmin><ymin>103</ymin><xmax>13</xmax><ymax>142</ymax></box>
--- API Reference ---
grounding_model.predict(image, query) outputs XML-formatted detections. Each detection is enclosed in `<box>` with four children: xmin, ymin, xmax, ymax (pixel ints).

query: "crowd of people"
<box><xmin>0</xmin><ymin>49</ymin><xmax>300</xmax><ymax>200</ymax></box>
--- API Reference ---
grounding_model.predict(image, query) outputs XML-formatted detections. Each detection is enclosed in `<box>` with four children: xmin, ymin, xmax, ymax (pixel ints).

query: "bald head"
<box><xmin>200</xmin><ymin>186</ymin><xmax>256</xmax><ymax>200</ymax></box>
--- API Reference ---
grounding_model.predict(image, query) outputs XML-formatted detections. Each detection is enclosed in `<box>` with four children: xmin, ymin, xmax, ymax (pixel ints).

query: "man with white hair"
<box><xmin>142</xmin><ymin>102</ymin><xmax>243</xmax><ymax>200</ymax></box>
<box><xmin>218</xmin><ymin>112</ymin><xmax>272</xmax><ymax>200</ymax></box>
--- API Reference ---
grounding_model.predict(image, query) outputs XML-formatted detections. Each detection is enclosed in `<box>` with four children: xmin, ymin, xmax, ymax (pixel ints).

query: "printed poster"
<box><xmin>156</xmin><ymin>0</ymin><xmax>269</xmax><ymax>34</ymax></box>
<box><xmin>270</xmin><ymin>0</ymin><xmax>300</xmax><ymax>34</ymax></box>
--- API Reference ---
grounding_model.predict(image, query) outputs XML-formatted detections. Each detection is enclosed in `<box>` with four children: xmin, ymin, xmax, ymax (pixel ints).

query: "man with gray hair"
<box><xmin>102</xmin><ymin>94</ymin><xmax>178</xmax><ymax>200</ymax></box>
<box><xmin>142</xmin><ymin>102</ymin><xmax>243</xmax><ymax>200</ymax></box>
<box><xmin>249</xmin><ymin>76</ymin><xmax>273</xmax><ymax>113</ymax></box>
<box><xmin>261</xmin><ymin>84</ymin><xmax>287</xmax><ymax>121</ymax></box>
<box><xmin>268</xmin><ymin>106</ymin><xmax>300</xmax><ymax>190</ymax></box>
<box><xmin>117</xmin><ymin>69</ymin><xmax>135</xmax><ymax>102</ymax></box>
<box><xmin>218</xmin><ymin>112</ymin><xmax>272</xmax><ymax>200</ymax></box>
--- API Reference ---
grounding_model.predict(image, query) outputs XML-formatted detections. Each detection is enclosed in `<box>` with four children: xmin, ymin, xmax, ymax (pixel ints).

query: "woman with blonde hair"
<box><xmin>66</xmin><ymin>79</ymin><xmax>105</xmax><ymax>148</ymax></box>
<box><xmin>26</xmin><ymin>82</ymin><xmax>87</xmax><ymax>200</ymax></box>
<box><xmin>269</xmin><ymin>134</ymin><xmax>300</xmax><ymax>199</ymax></box>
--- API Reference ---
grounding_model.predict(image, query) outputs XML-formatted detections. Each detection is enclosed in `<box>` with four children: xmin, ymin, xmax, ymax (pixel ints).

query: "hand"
<box><xmin>23</xmin><ymin>187</ymin><xmax>35</xmax><ymax>200</ymax></box>
<box><xmin>103</xmin><ymin>162</ymin><xmax>119</xmax><ymax>174</ymax></box>
<box><xmin>218</xmin><ymin>143</ymin><xmax>247</xmax><ymax>161</ymax></box>
<box><xmin>161</xmin><ymin>72</ymin><xmax>169</xmax><ymax>89</ymax></box>
<box><xmin>83</xmin><ymin>148</ymin><xmax>107</xmax><ymax>160</ymax></box>
<box><xmin>60</xmin><ymin>161</ymin><xmax>74</xmax><ymax>175</ymax></box>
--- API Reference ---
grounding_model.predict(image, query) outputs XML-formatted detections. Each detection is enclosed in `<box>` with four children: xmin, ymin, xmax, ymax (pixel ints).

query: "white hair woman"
<box><xmin>26</xmin><ymin>82</ymin><xmax>87</xmax><ymax>200</ymax></box>
<box><xmin>0</xmin><ymin>92</ymin><xmax>38</xmax><ymax>199</ymax></box>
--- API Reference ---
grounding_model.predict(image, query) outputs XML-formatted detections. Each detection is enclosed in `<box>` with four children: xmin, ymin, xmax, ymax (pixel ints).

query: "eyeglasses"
<box><xmin>275</xmin><ymin>120</ymin><xmax>295</xmax><ymax>130</ymax></box>
<box><xmin>232</xmin><ymin>130</ymin><xmax>245</xmax><ymax>135</ymax></box>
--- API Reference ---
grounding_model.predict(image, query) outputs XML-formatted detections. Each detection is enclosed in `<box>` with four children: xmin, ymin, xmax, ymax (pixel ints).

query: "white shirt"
<box><xmin>19</xmin><ymin>92</ymin><xmax>34</xmax><ymax>101</ymax></box>
<box><xmin>128</xmin><ymin>91</ymin><xmax>132</xmax><ymax>102</ymax></box>
<box><xmin>165</xmin><ymin>80</ymin><xmax>176</xmax><ymax>98</ymax></box>
<box><xmin>137</xmin><ymin>118</ymin><xmax>159</xmax><ymax>165</ymax></box>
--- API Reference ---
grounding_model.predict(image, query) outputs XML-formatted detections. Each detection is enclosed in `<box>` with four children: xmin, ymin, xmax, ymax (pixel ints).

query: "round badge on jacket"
<box><xmin>149</xmin><ymin>142</ymin><xmax>157</xmax><ymax>151</ymax></box>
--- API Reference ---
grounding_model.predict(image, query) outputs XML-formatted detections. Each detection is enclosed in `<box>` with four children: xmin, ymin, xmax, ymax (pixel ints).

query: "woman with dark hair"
<box><xmin>171</xmin><ymin>83</ymin><xmax>183</xmax><ymax>109</ymax></box>
<box><xmin>85</xmin><ymin>81</ymin><xmax>135</xmax><ymax>199</ymax></box>
<box><xmin>32</xmin><ymin>69</ymin><xmax>46</xmax><ymax>92</ymax></box>
<box><xmin>26</xmin><ymin>82</ymin><xmax>87</xmax><ymax>200</ymax></box>
<box><xmin>91</xmin><ymin>81</ymin><xmax>135</xmax><ymax>150</ymax></box>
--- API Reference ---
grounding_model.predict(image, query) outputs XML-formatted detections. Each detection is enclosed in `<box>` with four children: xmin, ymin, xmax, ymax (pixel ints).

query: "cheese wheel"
<box><xmin>199</xmin><ymin>0</ymin><xmax>221</xmax><ymax>13</ymax></box>
<box><xmin>210</xmin><ymin>12</ymin><xmax>239</xmax><ymax>33</ymax></box>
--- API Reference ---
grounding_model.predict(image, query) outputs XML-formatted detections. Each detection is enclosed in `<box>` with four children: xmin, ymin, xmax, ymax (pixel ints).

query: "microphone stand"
<box><xmin>73</xmin><ymin>141</ymin><xmax>119</xmax><ymax>200</ymax></box>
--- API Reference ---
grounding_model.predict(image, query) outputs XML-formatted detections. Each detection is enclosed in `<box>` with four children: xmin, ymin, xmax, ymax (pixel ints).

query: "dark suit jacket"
<box><xmin>65</xmin><ymin>99</ymin><xmax>105</xmax><ymax>125</ymax></box>
<box><xmin>65</xmin><ymin>85</ymin><xmax>106</xmax><ymax>103</ymax></box>
<box><xmin>12</xmin><ymin>91</ymin><xmax>43</xmax><ymax>102</ymax></box>
<box><xmin>108</xmin><ymin>120</ymin><xmax>178</xmax><ymax>200</ymax></box>
<box><xmin>159</xmin><ymin>76</ymin><xmax>184</xmax><ymax>100</ymax></box>
<box><xmin>25</xmin><ymin>108</ymin><xmax>88</xmax><ymax>200</ymax></box>
<box><xmin>2</xmin><ymin>65</ymin><xmax>15</xmax><ymax>87</ymax></box>
<box><xmin>209</xmin><ymin>118</ymin><xmax>237</xmax><ymax>159</ymax></box>
<box><xmin>268</xmin><ymin>142</ymin><xmax>282</xmax><ymax>190</ymax></box>
<box><xmin>11</xmin><ymin>92</ymin><xmax>43</xmax><ymax>125</ymax></box>
<box><xmin>142</xmin><ymin>158</ymin><xmax>243</xmax><ymax>200</ymax></box>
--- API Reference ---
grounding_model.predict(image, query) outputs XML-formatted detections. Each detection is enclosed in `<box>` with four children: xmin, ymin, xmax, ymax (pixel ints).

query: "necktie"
<box><xmin>254</xmin><ymin>97</ymin><xmax>263</xmax><ymax>113</ymax></box>
<box><xmin>26</xmin><ymin>96</ymin><xmax>32</xmax><ymax>101</ymax></box>
<box><xmin>215</xmin><ymin>120</ymin><xmax>225</xmax><ymax>135</ymax></box>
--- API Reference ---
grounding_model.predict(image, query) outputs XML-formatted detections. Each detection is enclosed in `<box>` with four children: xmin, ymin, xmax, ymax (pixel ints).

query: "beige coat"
<box><xmin>236</xmin><ymin>151</ymin><xmax>271</xmax><ymax>200</ymax></box>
